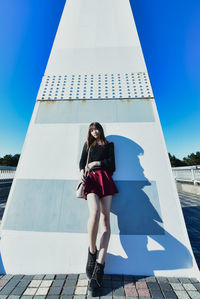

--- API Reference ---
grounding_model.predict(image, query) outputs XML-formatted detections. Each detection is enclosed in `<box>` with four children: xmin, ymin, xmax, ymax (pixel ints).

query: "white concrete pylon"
<box><xmin>1</xmin><ymin>0</ymin><xmax>200</xmax><ymax>279</ymax></box>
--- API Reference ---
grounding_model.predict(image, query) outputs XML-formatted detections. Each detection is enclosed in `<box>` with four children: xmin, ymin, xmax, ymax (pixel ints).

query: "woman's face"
<box><xmin>90</xmin><ymin>127</ymin><xmax>100</xmax><ymax>139</ymax></box>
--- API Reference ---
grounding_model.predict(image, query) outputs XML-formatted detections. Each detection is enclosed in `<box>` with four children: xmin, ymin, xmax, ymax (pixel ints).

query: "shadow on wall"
<box><xmin>105</xmin><ymin>135</ymin><xmax>193</xmax><ymax>275</ymax></box>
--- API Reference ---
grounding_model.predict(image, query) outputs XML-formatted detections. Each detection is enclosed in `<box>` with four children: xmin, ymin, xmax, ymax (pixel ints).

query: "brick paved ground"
<box><xmin>0</xmin><ymin>273</ymin><xmax>200</xmax><ymax>298</ymax></box>
<box><xmin>0</xmin><ymin>190</ymin><xmax>200</xmax><ymax>298</ymax></box>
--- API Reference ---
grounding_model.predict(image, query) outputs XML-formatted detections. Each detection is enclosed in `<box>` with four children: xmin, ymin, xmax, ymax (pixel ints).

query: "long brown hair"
<box><xmin>86</xmin><ymin>122</ymin><xmax>109</xmax><ymax>151</ymax></box>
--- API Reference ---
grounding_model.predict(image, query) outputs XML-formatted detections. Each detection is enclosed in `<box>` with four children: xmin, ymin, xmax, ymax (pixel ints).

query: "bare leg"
<box><xmin>87</xmin><ymin>193</ymin><xmax>100</xmax><ymax>254</ymax></box>
<box><xmin>96</xmin><ymin>195</ymin><xmax>112</xmax><ymax>264</ymax></box>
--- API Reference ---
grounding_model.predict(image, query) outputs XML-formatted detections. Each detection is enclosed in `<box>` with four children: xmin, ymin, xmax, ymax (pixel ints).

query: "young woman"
<box><xmin>79</xmin><ymin>122</ymin><xmax>118</xmax><ymax>291</ymax></box>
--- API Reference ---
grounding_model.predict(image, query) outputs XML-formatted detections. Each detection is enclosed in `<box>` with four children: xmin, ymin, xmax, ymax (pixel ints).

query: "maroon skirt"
<box><xmin>83</xmin><ymin>167</ymin><xmax>118</xmax><ymax>200</ymax></box>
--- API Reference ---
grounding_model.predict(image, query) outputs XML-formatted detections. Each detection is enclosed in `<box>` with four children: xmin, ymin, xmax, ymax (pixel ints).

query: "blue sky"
<box><xmin>0</xmin><ymin>0</ymin><xmax>199</xmax><ymax>160</ymax></box>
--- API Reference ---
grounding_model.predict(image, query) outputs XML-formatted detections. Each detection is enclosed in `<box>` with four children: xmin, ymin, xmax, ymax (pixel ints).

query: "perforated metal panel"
<box><xmin>37</xmin><ymin>72</ymin><xmax>154</xmax><ymax>100</ymax></box>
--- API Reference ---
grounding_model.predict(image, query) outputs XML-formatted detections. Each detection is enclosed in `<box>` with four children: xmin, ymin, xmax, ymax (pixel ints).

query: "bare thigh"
<box><xmin>87</xmin><ymin>193</ymin><xmax>101</xmax><ymax>215</ymax></box>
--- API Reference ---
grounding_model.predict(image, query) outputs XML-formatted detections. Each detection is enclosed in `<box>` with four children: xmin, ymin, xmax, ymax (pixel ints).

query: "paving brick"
<box><xmin>124</xmin><ymin>282</ymin><xmax>134</xmax><ymax>288</ymax></box>
<box><xmin>52</xmin><ymin>280</ymin><xmax>65</xmax><ymax>287</ymax></box>
<box><xmin>74</xmin><ymin>287</ymin><xmax>87</xmax><ymax>295</ymax></box>
<box><xmin>0</xmin><ymin>276</ymin><xmax>13</xmax><ymax>281</ymax></box>
<box><xmin>3</xmin><ymin>281</ymin><xmax>19</xmax><ymax>288</ymax></box>
<box><xmin>77</xmin><ymin>280</ymin><xmax>88</xmax><ymax>287</ymax></box>
<box><xmin>28</xmin><ymin>280</ymin><xmax>42</xmax><ymax>288</ymax></box>
<box><xmin>170</xmin><ymin>283</ymin><xmax>184</xmax><ymax>291</ymax></box>
<box><xmin>183</xmin><ymin>283</ymin><xmax>197</xmax><ymax>291</ymax></box>
<box><xmin>156</xmin><ymin>277</ymin><xmax>169</xmax><ymax>282</ymax></box>
<box><xmin>79</xmin><ymin>274</ymin><xmax>88</xmax><ymax>280</ymax></box>
<box><xmin>137</xmin><ymin>288</ymin><xmax>151</xmax><ymax>297</ymax></box>
<box><xmin>60</xmin><ymin>296</ymin><xmax>73</xmax><ymax>299</ymax></box>
<box><xmin>33</xmin><ymin>296</ymin><xmax>46</xmax><ymax>299</ymax></box>
<box><xmin>161</xmin><ymin>290</ymin><xmax>178</xmax><ymax>298</ymax></box>
<box><xmin>32</xmin><ymin>275</ymin><xmax>45</xmax><ymax>280</ymax></box>
<box><xmin>0</xmin><ymin>281</ymin><xmax>20</xmax><ymax>295</ymax></box>
<box><xmin>190</xmin><ymin>278</ymin><xmax>200</xmax><ymax>283</ymax></box>
<box><xmin>149</xmin><ymin>289</ymin><xmax>164</xmax><ymax>298</ymax></box>
<box><xmin>10</xmin><ymin>276</ymin><xmax>23</xmax><ymax>281</ymax></box>
<box><xmin>0</xmin><ymin>296</ymin><xmax>8</xmax><ymax>299</ymax></box>
<box><xmin>194</xmin><ymin>283</ymin><xmax>200</xmax><ymax>291</ymax></box>
<box><xmin>146</xmin><ymin>282</ymin><xmax>161</xmax><ymax>290</ymax></box>
<box><xmin>167</xmin><ymin>278</ymin><xmax>180</xmax><ymax>283</ymax></box>
<box><xmin>113</xmin><ymin>287</ymin><xmax>125</xmax><ymax>296</ymax></box>
<box><xmin>35</xmin><ymin>288</ymin><xmax>49</xmax><ymax>296</ymax></box>
<box><xmin>39</xmin><ymin>280</ymin><xmax>53</xmax><ymax>288</ymax></box>
<box><xmin>174</xmin><ymin>290</ymin><xmax>190</xmax><ymax>299</ymax></box>
<box><xmin>67</xmin><ymin>275</ymin><xmax>78</xmax><ymax>280</ymax></box>
<box><xmin>62</xmin><ymin>288</ymin><xmax>75</xmax><ymax>295</ymax></box>
<box><xmin>98</xmin><ymin>296</ymin><xmax>112</xmax><ymax>299</ymax></box>
<box><xmin>7</xmin><ymin>279</ymin><xmax>20</xmax><ymax>285</ymax></box>
<box><xmin>54</xmin><ymin>275</ymin><xmax>66</xmax><ymax>280</ymax></box>
<box><xmin>0</xmin><ymin>281</ymin><xmax>9</xmax><ymax>289</ymax></box>
<box><xmin>10</xmin><ymin>287</ymin><xmax>28</xmax><ymax>296</ymax></box>
<box><xmin>187</xmin><ymin>291</ymin><xmax>200</xmax><ymax>299</ymax></box>
<box><xmin>21</xmin><ymin>296</ymin><xmax>33</xmax><ymax>299</ymax></box>
<box><xmin>159</xmin><ymin>283</ymin><xmax>173</xmax><ymax>291</ymax></box>
<box><xmin>124</xmin><ymin>286</ymin><xmax>138</xmax><ymax>297</ymax></box>
<box><xmin>16</xmin><ymin>281</ymin><xmax>30</xmax><ymax>288</ymax></box>
<box><xmin>21</xmin><ymin>276</ymin><xmax>35</xmax><ymax>281</ymax></box>
<box><xmin>135</xmin><ymin>281</ymin><xmax>148</xmax><ymax>289</ymax></box>
<box><xmin>44</xmin><ymin>275</ymin><xmax>55</xmax><ymax>280</ymax></box>
<box><xmin>178</xmin><ymin>277</ymin><xmax>191</xmax><ymax>283</ymax></box>
<box><xmin>64</xmin><ymin>280</ymin><xmax>77</xmax><ymax>287</ymax></box>
<box><xmin>73</xmin><ymin>296</ymin><xmax>86</xmax><ymax>299</ymax></box>
<box><xmin>46</xmin><ymin>296</ymin><xmax>59</xmax><ymax>299</ymax></box>
<box><xmin>23</xmin><ymin>288</ymin><xmax>38</xmax><ymax>296</ymax></box>
<box><xmin>48</xmin><ymin>287</ymin><xmax>62</xmax><ymax>295</ymax></box>
<box><xmin>145</xmin><ymin>276</ymin><xmax>157</xmax><ymax>282</ymax></box>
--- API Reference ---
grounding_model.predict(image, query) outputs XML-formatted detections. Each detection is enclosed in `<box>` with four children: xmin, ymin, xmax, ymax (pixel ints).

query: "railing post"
<box><xmin>191</xmin><ymin>168</ymin><xmax>196</xmax><ymax>185</ymax></box>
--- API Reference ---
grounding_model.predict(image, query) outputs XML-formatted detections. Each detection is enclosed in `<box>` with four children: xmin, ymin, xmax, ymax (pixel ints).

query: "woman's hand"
<box><xmin>80</xmin><ymin>169</ymin><xmax>86</xmax><ymax>184</ymax></box>
<box><xmin>86</xmin><ymin>161</ymin><xmax>101</xmax><ymax>172</ymax></box>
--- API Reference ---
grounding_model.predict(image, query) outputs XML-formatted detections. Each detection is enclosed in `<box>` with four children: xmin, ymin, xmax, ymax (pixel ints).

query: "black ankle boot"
<box><xmin>88</xmin><ymin>261</ymin><xmax>105</xmax><ymax>290</ymax></box>
<box><xmin>86</xmin><ymin>246</ymin><xmax>98</xmax><ymax>279</ymax></box>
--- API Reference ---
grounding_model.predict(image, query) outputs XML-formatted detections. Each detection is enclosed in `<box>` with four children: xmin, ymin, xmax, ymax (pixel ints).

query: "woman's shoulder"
<box><xmin>106</xmin><ymin>141</ymin><xmax>114</xmax><ymax>149</ymax></box>
<box><xmin>107</xmin><ymin>141</ymin><xmax>114</xmax><ymax>146</ymax></box>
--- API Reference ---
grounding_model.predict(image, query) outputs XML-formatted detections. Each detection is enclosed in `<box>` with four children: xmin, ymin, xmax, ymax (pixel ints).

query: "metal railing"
<box><xmin>172</xmin><ymin>165</ymin><xmax>200</xmax><ymax>185</ymax></box>
<box><xmin>0</xmin><ymin>166</ymin><xmax>16</xmax><ymax>181</ymax></box>
<box><xmin>1</xmin><ymin>165</ymin><xmax>200</xmax><ymax>184</ymax></box>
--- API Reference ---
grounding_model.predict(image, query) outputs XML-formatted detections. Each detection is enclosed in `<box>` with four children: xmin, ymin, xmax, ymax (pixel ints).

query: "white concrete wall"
<box><xmin>1</xmin><ymin>0</ymin><xmax>199</xmax><ymax>279</ymax></box>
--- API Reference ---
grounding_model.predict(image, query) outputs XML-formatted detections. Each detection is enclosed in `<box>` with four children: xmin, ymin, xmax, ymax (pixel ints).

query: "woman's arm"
<box><xmin>101</xmin><ymin>142</ymin><xmax>116</xmax><ymax>173</ymax></box>
<box><xmin>79</xmin><ymin>142</ymin><xmax>87</xmax><ymax>172</ymax></box>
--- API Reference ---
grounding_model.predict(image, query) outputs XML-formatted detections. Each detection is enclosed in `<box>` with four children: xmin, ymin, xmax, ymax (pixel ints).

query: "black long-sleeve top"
<box><xmin>79</xmin><ymin>141</ymin><xmax>116</xmax><ymax>176</ymax></box>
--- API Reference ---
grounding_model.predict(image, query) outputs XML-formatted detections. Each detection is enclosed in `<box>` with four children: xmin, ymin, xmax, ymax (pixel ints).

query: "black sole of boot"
<box><xmin>88</xmin><ymin>277</ymin><xmax>102</xmax><ymax>291</ymax></box>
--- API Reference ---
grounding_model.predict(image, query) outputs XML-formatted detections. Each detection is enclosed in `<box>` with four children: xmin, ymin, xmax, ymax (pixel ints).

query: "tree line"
<box><xmin>0</xmin><ymin>154</ymin><xmax>20</xmax><ymax>167</ymax></box>
<box><xmin>1</xmin><ymin>152</ymin><xmax>200</xmax><ymax>168</ymax></box>
<box><xmin>168</xmin><ymin>151</ymin><xmax>200</xmax><ymax>167</ymax></box>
